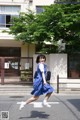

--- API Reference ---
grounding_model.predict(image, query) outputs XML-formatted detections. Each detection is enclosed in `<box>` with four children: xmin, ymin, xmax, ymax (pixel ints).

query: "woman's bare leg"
<box><xmin>25</xmin><ymin>96</ymin><xmax>39</xmax><ymax>104</ymax></box>
<box><xmin>19</xmin><ymin>96</ymin><xmax>39</xmax><ymax>110</ymax></box>
<box><xmin>43</xmin><ymin>92</ymin><xmax>53</xmax><ymax>107</ymax></box>
<box><xmin>44</xmin><ymin>92</ymin><xmax>52</xmax><ymax>101</ymax></box>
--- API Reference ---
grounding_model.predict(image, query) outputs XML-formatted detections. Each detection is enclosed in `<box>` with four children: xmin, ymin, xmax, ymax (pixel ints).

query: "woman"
<box><xmin>19</xmin><ymin>54</ymin><xmax>54</xmax><ymax>110</ymax></box>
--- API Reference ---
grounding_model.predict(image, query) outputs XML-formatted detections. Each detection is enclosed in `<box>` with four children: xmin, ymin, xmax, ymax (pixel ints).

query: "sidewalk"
<box><xmin>0</xmin><ymin>84</ymin><xmax>80</xmax><ymax>96</ymax></box>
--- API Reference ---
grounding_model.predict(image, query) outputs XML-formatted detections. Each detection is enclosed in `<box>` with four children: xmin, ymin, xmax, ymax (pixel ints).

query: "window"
<box><xmin>0</xmin><ymin>6</ymin><xmax>20</xmax><ymax>14</ymax></box>
<box><xmin>29</xmin><ymin>0</ymin><xmax>33</xmax><ymax>5</ymax></box>
<box><xmin>0</xmin><ymin>47</ymin><xmax>21</xmax><ymax>57</ymax></box>
<box><xmin>36</xmin><ymin>6</ymin><xmax>44</xmax><ymax>13</ymax></box>
<box><xmin>0</xmin><ymin>14</ymin><xmax>18</xmax><ymax>27</ymax></box>
<box><xmin>68</xmin><ymin>54</ymin><xmax>80</xmax><ymax>78</ymax></box>
<box><xmin>0</xmin><ymin>5</ymin><xmax>20</xmax><ymax>28</ymax></box>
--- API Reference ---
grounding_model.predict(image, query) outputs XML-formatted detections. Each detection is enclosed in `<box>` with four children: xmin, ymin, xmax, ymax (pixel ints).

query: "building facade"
<box><xmin>0</xmin><ymin>0</ymin><xmax>55</xmax><ymax>84</ymax></box>
<box><xmin>0</xmin><ymin>0</ymin><xmax>80</xmax><ymax>92</ymax></box>
<box><xmin>0</xmin><ymin>0</ymin><xmax>55</xmax><ymax>57</ymax></box>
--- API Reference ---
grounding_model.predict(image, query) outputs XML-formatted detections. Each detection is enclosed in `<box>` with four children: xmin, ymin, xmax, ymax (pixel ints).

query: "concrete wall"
<box><xmin>33</xmin><ymin>54</ymin><xmax>67</xmax><ymax>89</ymax></box>
<box><xmin>49</xmin><ymin>54</ymin><xmax>67</xmax><ymax>83</ymax></box>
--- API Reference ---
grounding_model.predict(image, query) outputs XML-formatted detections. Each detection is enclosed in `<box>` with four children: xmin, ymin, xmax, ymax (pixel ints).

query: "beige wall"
<box><xmin>0</xmin><ymin>39</ymin><xmax>22</xmax><ymax>47</ymax></box>
<box><xmin>21</xmin><ymin>43</ymin><xmax>35</xmax><ymax>57</ymax></box>
<box><xmin>29</xmin><ymin>44</ymin><xmax>35</xmax><ymax>57</ymax></box>
<box><xmin>20</xmin><ymin>43</ymin><xmax>35</xmax><ymax>70</ymax></box>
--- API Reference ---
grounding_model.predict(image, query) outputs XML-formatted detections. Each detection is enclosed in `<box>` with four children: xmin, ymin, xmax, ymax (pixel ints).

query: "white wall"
<box><xmin>33</xmin><ymin>54</ymin><xmax>67</xmax><ymax>84</ymax></box>
<box><xmin>0</xmin><ymin>0</ymin><xmax>27</xmax><ymax>3</ymax></box>
<box><xmin>49</xmin><ymin>54</ymin><xmax>67</xmax><ymax>83</ymax></box>
<box><xmin>32</xmin><ymin>0</ymin><xmax>55</xmax><ymax>12</ymax></box>
<box><xmin>33</xmin><ymin>0</ymin><xmax>55</xmax><ymax>5</ymax></box>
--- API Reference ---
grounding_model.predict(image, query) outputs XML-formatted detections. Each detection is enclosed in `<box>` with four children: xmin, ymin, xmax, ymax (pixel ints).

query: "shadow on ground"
<box><xmin>19</xmin><ymin>110</ymin><xmax>50</xmax><ymax>119</ymax></box>
<box><xmin>68</xmin><ymin>99</ymin><xmax>80</xmax><ymax>111</ymax></box>
<box><xmin>9</xmin><ymin>96</ymin><xmax>24</xmax><ymax>98</ymax></box>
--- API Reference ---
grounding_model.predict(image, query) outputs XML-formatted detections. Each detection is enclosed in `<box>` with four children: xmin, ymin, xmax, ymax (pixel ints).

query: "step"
<box><xmin>0</xmin><ymin>85</ymin><xmax>33</xmax><ymax>95</ymax></box>
<box><xmin>58</xmin><ymin>88</ymin><xmax>80</xmax><ymax>94</ymax></box>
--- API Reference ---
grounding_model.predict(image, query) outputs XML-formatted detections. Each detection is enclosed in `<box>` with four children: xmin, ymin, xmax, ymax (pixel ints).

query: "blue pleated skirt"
<box><xmin>31</xmin><ymin>78</ymin><xmax>54</xmax><ymax>96</ymax></box>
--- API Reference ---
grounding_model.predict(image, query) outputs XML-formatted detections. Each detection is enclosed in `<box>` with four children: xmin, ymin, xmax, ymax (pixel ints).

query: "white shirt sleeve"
<box><xmin>39</xmin><ymin>63</ymin><xmax>44</xmax><ymax>72</ymax></box>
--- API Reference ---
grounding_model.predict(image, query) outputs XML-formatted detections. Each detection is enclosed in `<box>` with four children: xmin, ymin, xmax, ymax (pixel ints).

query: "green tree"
<box><xmin>54</xmin><ymin>0</ymin><xmax>80</xmax><ymax>3</ymax></box>
<box><xmin>9</xmin><ymin>11</ymin><xmax>37</xmax><ymax>43</ymax></box>
<box><xmin>9</xmin><ymin>4</ymin><xmax>80</xmax><ymax>53</ymax></box>
<box><xmin>37</xmin><ymin>4</ymin><xmax>80</xmax><ymax>53</ymax></box>
<box><xmin>9</xmin><ymin>10</ymin><xmax>52</xmax><ymax>53</ymax></box>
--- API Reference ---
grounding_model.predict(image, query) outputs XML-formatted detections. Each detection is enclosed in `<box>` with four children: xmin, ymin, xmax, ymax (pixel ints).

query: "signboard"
<box><xmin>25</xmin><ymin>63</ymin><xmax>29</xmax><ymax>69</ymax></box>
<box><xmin>4</xmin><ymin>63</ymin><xmax>9</xmax><ymax>69</ymax></box>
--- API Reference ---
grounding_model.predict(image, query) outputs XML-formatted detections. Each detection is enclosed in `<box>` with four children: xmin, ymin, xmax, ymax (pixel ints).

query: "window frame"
<box><xmin>0</xmin><ymin>5</ymin><xmax>20</xmax><ymax>28</ymax></box>
<box><xmin>36</xmin><ymin>6</ymin><xmax>45</xmax><ymax>14</ymax></box>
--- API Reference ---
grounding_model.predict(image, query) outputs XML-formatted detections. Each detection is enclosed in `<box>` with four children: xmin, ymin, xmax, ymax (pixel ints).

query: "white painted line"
<box><xmin>30</xmin><ymin>102</ymin><xmax>43</xmax><ymax>108</ymax></box>
<box><xmin>30</xmin><ymin>102</ymin><xmax>59</xmax><ymax>108</ymax></box>
<box><xmin>48</xmin><ymin>102</ymin><xmax>59</xmax><ymax>104</ymax></box>
<box><xmin>30</xmin><ymin>102</ymin><xmax>59</xmax><ymax>105</ymax></box>
<box><xmin>17</xmin><ymin>101</ymin><xmax>59</xmax><ymax>108</ymax></box>
<box><xmin>17</xmin><ymin>102</ymin><xmax>22</xmax><ymax>104</ymax></box>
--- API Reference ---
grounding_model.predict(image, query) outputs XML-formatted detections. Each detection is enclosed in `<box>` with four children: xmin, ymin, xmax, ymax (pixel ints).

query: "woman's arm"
<box><xmin>39</xmin><ymin>63</ymin><xmax>47</xmax><ymax>84</ymax></box>
<box><xmin>42</xmin><ymin>72</ymin><xmax>47</xmax><ymax>84</ymax></box>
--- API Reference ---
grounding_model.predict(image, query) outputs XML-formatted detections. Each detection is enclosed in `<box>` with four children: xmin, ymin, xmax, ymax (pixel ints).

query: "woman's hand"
<box><xmin>43</xmin><ymin>81</ymin><xmax>47</xmax><ymax>85</ymax></box>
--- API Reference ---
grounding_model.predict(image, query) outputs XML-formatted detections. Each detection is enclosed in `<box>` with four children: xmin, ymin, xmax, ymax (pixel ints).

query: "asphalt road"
<box><xmin>0</xmin><ymin>93</ymin><xmax>80</xmax><ymax>120</ymax></box>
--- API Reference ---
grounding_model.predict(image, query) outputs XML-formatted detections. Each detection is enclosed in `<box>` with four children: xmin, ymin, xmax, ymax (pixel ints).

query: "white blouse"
<box><xmin>39</xmin><ymin>63</ymin><xmax>44</xmax><ymax>72</ymax></box>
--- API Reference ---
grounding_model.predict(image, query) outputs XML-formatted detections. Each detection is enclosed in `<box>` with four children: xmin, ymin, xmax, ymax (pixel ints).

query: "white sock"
<box><xmin>19</xmin><ymin>101</ymin><xmax>26</xmax><ymax>110</ymax></box>
<box><xmin>43</xmin><ymin>99</ymin><xmax>47</xmax><ymax>104</ymax></box>
<box><xmin>43</xmin><ymin>99</ymin><xmax>51</xmax><ymax>108</ymax></box>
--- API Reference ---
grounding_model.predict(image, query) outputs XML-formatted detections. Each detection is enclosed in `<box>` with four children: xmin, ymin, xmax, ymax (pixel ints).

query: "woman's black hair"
<box><xmin>36</xmin><ymin>54</ymin><xmax>46</xmax><ymax>63</ymax></box>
